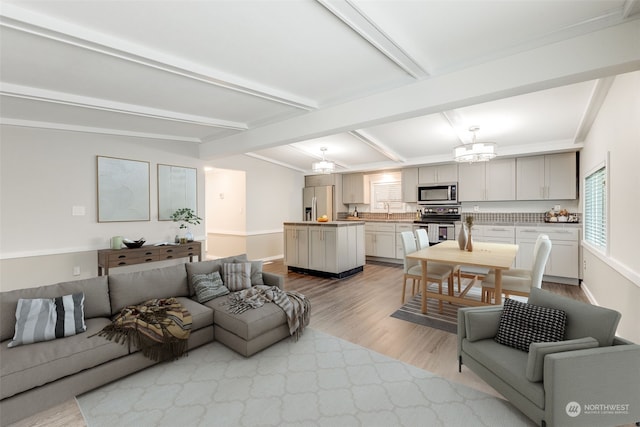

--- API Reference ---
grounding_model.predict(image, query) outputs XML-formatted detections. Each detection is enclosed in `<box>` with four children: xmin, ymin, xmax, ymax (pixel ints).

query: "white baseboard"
<box><xmin>580</xmin><ymin>280</ymin><xmax>599</xmax><ymax>305</ymax></box>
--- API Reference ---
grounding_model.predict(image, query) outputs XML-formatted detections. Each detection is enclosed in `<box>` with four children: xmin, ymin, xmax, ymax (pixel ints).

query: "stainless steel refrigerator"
<box><xmin>303</xmin><ymin>185</ymin><xmax>334</xmax><ymax>221</ymax></box>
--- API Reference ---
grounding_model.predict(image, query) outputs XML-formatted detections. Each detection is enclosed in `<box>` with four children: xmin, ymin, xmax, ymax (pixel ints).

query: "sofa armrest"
<box><xmin>526</xmin><ymin>337</ymin><xmax>599</xmax><ymax>382</ymax></box>
<box><xmin>457</xmin><ymin>306</ymin><xmax>503</xmax><ymax>356</ymax></box>
<box><xmin>544</xmin><ymin>344</ymin><xmax>640</xmax><ymax>427</ymax></box>
<box><xmin>262</xmin><ymin>272</ymin><xmax>284</xmax><ymax>290</ymax></box>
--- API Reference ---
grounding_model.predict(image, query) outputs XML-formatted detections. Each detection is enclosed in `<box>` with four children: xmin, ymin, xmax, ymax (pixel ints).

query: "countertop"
<box><xmin>339</xmin><ymin>218</ymin><xmax>582</xmax><ymax>227</ymax></box>
<box><xmin>284</xmin><ymin>220</ymin><xmax>365</xmax><ymax>226</ymax></box>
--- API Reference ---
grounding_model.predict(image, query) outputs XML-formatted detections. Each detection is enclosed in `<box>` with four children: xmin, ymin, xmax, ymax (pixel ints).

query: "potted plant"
<box><xmin>170</xmin><ymin>208</ymin><xmax>202</xmax><ymax>242</ymax></box>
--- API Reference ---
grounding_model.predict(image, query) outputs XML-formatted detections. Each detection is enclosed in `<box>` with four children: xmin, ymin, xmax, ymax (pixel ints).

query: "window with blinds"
<box><xmin>371</xmin><ymin>181</ymin><xmax>403</xmax><ymax>211</ymax></box>
<box><xmin>584</xmin><ymin>166</ymin><xmax>606</xmax><ymax>250</ymax></box>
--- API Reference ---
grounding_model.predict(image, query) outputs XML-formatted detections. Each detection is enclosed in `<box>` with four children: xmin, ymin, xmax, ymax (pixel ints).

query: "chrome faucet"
<box><xmin>384</xmin><ymin>202</ymin><xmax>390</xmax><ymax>219</ymax></box>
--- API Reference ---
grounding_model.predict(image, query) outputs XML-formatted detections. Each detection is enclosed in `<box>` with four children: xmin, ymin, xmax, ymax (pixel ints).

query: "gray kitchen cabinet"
<box><xmin>458</xmin><ymin>159</ymin><xmax>516</xmax><ymax>201</ymax></box>
<box><xmin>365</xmin><ymin>222</ymin><xmax>396</xmax><ymax>258</ymax></box>
<box><xmin>472</xmin><ymin>225</ymin><xmax>516</xmax><ymax>268</ymax></box>
<box><xmin>305</xmin><ymin>174</ymin><xmax>334</xmax><ymax>187</ymax></box>
<box><xmin>516</xmin><ymin>153</ymin><xmax>576</xmax><ymax>200</ymax></box>
<box><xmin>401</xmin><ymin>168</ymin><xmax>419</xmax><ymax>203</ymax></box>
<box><xmin>284</xmin><ymin>224</ymin><xmax>309</xmax><ymax>269</ymax></box>
<box><xmin>515</xmin><ymin>225</ymin><xmax>580</xmax><ymax>282</ymax></box>
<box><xmin>309</xmin><ymin>226</ymin><xmax>338</xmax><ymax>273</ymax></box>
<box><xmin>418</xmin><ymin>164</ymin><xmax>458</xmax><ymax>184</ymax></box>
<box><xmin>342</xmin><ymin>173</ymin><xmax>370</xmax><ymax>204</ymax></box>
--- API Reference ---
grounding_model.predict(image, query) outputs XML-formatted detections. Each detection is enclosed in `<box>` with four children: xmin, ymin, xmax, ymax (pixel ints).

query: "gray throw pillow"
<box><xmin>192</xmin><ymin>272</ymin><xmax>229</xmax><ymax>303</ymax></box>
<box><xmin>222</xmin><ymin>262</ymin><xmax>252</xmax><ymax>292</ymax></box>
<box><xmin>495</xmin><ymin>298</ymin><xmax>567</xmax><ymax>352</ymax></box>
<box><xmin>9</xmin><ymin>292</ymin><xmax>86</xmax><ymax>348</ymax></box>
<box><xmin>236</xmin><ymin>260</ymin><xmax>264</xmax><ymax>286</ymax></box>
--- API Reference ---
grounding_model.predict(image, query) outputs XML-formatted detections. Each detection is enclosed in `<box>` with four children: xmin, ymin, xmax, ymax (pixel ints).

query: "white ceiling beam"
<box><xmin>0</xmin><ymin>4</ymin><xmax>317</xmax><ymax>111</ymax></box>
<box><xmin>244</xmin><ymin>152</ymin><xmax>308</xmax><ymax>173</ymax></box>
<box><xmin>440</xmin><ymin>111</ymin><xmax>468</xmax><ymax>145</ymax></box>
<box><xmin>573</xmin><ymin>76</ymin><xmax>616</xmax><ymax>143</ymax></box>
<box><xmin>0</xmin><ymin>118</ymin><xmax>201</xmax><ymax>143</ymax></box>
<box><xmin>622</xmin><ymin>0</ymin><xmax>640</xmax><ymax>18</ymax></box>
<box><xmin>1</xmin><ymin>83</ymin><xmax>246</xmax><ymax>130</ymax></box>
<box><xmin>316</xmin><ymin>0</ymin><xmax>428</xmax><ymax>79</ymax></box>
<box><xmin>200</xmin><ymin>20</ymin><xmax>640</xmax><ymax>159</ymax></box>
<box><xmin>348</xmin><ymin>130</ymin><xmax>406</xmax><ymax>163</ymax></box>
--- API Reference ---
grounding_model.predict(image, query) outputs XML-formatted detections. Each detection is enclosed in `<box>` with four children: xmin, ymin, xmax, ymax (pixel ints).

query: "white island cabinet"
<box><xmin>284</xmin><ymin>221</ymin><xmax>365</xmax><ymax>278</ymax></box>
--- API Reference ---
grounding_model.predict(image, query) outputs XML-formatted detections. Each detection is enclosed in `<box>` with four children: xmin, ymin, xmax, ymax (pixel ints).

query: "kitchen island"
<box><xmin>283</xmin><ymin>221</ymin><xmax>365</xmax><ymax>278</ymax></box>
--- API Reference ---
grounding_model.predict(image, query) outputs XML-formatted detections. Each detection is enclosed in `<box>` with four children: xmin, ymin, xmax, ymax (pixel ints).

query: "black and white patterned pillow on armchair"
<box><xmin>495</xmin><ymin>298</ymin><xmax>567</xmax><ymax>352</ymax></box>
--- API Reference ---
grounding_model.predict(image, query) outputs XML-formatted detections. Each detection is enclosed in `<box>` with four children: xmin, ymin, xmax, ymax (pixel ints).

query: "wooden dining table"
<box><xmin>406</xmin><ymin>240</ymin><xmax>519</xmax><ymax>313</ymax></box>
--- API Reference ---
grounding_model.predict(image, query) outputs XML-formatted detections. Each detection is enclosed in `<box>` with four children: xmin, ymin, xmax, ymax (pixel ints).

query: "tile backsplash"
<box><xmin>338</xmin><ymin>211</ymin><xmax>581</xmax><ymax>223</ymax></box>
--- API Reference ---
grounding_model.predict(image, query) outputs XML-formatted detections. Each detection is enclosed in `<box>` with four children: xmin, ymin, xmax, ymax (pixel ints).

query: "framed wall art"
<box><xmin>157</xmin><ymin>164</ymin><xmax>197</xmax><ymax>220</ymax></box>
<box><xmin>97</xmin><ymin>156</ymin><xmax>150</xmax><ymax>222</ymax></box>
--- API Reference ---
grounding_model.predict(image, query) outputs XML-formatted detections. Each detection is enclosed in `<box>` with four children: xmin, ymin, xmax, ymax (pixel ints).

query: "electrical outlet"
<box><xmin>73</xmin><ymin>266</ymin><xmax>81</xmax><ymax>276</ymax></box>
<box><xmin>554</xmin><ymin>205</ymin><xmax>561</xmax><ymax>212</ymax></box>
<box><xmin>583</xmin><ymin>260</ymin><xmax>587</xmax><ymax>271</ymax></box>
<box><xmin>473</xmin><ymin>205</ymin><xmax>480</xmax><ymax>212</ymax></box>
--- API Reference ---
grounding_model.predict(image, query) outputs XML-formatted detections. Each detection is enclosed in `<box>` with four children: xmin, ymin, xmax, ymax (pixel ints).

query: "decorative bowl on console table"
<box><xmin>123</xmin><ymin>239</ymin><xmax>145</xmax><ymax>248</ymax></box>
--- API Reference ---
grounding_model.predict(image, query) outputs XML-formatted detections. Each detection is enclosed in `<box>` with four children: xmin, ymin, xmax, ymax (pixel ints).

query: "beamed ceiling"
<box><xmin>1</xmin><ymin>0</ymin><xmax>640</xmax><ymax>173</ymax></box>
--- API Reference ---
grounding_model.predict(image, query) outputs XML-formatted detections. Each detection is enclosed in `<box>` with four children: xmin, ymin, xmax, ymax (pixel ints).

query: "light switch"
<box><xmin>72</xmin><ymin>206</ymin><xmax>85</xmax><ymax>216</ymax></box>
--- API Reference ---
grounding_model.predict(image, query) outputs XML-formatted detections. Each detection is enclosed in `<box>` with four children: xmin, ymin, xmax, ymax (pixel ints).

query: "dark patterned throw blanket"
<box><xmin>226</xmin><ymin>285</ymin><xmax>310</xmax><ymax>340</ymax></box>
<box><xmin>95</xmin><ymin>297</ymin><xmax>192</xmax><ymax>361</ymax></box>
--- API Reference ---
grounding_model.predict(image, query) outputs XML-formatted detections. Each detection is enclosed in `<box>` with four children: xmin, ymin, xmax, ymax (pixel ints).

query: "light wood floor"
<box><xmin>9</xmin><ymin>260</ymin><xmax>589</xmax><ymax>427</ymax></box>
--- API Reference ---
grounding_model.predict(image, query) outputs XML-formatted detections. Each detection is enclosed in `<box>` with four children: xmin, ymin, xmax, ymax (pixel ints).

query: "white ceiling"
<box><xmin>1</xmin><ymin>1</ymin><xmax>639</xmax><ymax>173</ymax></box>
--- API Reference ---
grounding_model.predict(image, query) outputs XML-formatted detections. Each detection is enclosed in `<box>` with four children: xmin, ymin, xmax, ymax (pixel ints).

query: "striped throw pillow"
<box><xmin>192</xmin><ymin>271</ymin><xmax>229</xmax><ymax>303</ymax></box>
<box><xmin>222</xmin><ymin>262</ymin><xmax>252</xmax><ymax>292</ymax></box>
<box><xmin>8</xmin><ymin>293</ymin><xmax>86</xmax><ymax>348</ymax></box>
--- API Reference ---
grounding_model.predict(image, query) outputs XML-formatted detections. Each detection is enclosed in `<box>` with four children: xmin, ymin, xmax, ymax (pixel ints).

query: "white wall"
<box><xmin>0</xmin><ymin>126</ymin><xmax>208</xmax><ymax>289</ymax></box>
<box><xmin>205</xmin><ymin>154</ymin><xmax>304</xmax><ymax>232</ymax></box>
<box><xmin>206</xmin><ymin>168</ymin><xmax>246</xmax><ymax>234</ymax></box>
<box><xmin>0</xmin><ymin>126</ymin><xmax>305</xmax><ymax>289</ymax></box>
<box><xmin>203</xmin><ymin>155</ymin><xmax>304</xmax><ymax>260</ymax></box>
<box><xmin>580</xmin><ymin>70</ymin><xmax>640</xmax><ymax>342</ymax></box>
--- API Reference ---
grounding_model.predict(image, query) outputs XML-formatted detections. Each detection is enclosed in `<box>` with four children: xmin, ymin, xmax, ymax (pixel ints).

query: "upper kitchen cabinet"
<box><xmin>306</xmin><ymin>174</ymin><xmax>337</xmax><ymax>187</ymax></box>
<box><xmin>418</xmin><ymin>164</ymin><xmax>458</xmax><ymax>184</ymax></box>
<box><xmin>342</xmin><ymin>173</ymin><xmax>370</xmax><ymax>204</ymax></box>
<box><xmin>458</xmin><ymin>158</ymin><xmax>516</xmax><ymax>201</ymax></box>
<box><xmin>516</xmin><ymin>153</ymin><xmax>577</xmax><ymax>200</ymax></box>
<box><xmin>401</xmin><ymin>168</ymin><xmax>419</xmax><ymax>203</ymax></box>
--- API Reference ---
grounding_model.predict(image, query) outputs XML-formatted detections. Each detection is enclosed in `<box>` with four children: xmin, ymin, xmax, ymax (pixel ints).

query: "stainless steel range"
<box><xmin>414</xmin><ymin>205</ymin><xmax>461</xmax><ymax>244</ymax></box>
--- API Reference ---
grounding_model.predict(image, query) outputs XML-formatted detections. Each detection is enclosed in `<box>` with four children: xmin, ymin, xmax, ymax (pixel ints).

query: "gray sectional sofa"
<box><xmin>458</xmin><ymin>287</ymin><xmax>640</xmax><ymax>427</ymax></box>
<box><xmin>0</xmin><ymin>254</ymin><xmax>290</xmax><ymax>426</ymax></box>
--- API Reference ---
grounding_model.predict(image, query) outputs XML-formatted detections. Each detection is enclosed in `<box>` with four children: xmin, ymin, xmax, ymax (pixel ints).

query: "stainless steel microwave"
<box><xmin>417</xmin><ymin>182</ymin><xmax>458</xmax><ymax>205</ymax></box>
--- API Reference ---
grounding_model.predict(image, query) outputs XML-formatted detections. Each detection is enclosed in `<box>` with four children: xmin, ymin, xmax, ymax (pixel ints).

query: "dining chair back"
<box><xmin>530</xmin><ymin>235</ymin><xmax>552</xmax><ymax>289</ymax></box>
<box><xmin>415</xmin><ymin>227</ymin><xmax>462</xmax><ymax>292</ymax></box>
<box><xmin>414</xmin><ymin>228</ymin><xmax>430</xmax><ymax>250</ymax></box>
<box><xmin>481</xmin><ymin>234</ymin><xmax>552</xmax><ymax>302</ymax></box>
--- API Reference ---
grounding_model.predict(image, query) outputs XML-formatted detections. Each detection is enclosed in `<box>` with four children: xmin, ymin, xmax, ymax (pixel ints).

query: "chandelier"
<box><xmin>454</xmin><ymin>126</ymin><xmax>497</xmax><ymax>163</ymax></box>
<box><xmin>312</xmin><ymin>147</ymin><xmax>335</xmax><ymax>174</ymax></box>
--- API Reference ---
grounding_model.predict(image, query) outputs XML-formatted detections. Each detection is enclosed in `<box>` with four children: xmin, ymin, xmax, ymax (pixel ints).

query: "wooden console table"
<box><xmin>98</xmin><ymin>241</ymin><xmax>202</xmax><ymax>276</ymax></box>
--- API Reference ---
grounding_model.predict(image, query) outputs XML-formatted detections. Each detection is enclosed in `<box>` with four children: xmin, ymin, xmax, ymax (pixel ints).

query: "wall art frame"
<box><xmin>157</xmin><ymin>163</ymin><xmax>198</xmax><ymax>221</ymax></box>
<box><xmin>97</xmin><ymin>156</ymin><xmax>150</xmax><ymax>222</ymax></box>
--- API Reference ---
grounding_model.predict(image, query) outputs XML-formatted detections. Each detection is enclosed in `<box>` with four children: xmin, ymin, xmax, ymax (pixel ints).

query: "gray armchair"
<box><xmin>457</xmin><ymin>288</ymin><xmax>640</xmax><ymax>427</ymax></box>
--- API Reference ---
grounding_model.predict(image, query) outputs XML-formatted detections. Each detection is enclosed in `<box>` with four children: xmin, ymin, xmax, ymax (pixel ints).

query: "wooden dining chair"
<box><xmin>414</xmin><ymin>228</ymin><xmax>461</xmax><ymax>294</ymax></box>
<box><xmin>400</xmin><ymin>231</ymin><xmax>452</xmax><ymax>312</ymax></box>
<box><xmin>481</xmin><ymin>234</ymin><xmax>552</xmax><ymax>303</ymax></box>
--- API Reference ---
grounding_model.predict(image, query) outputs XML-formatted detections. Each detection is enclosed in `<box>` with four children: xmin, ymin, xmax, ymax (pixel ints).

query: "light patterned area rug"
<box><xmin>77</xmin><ymin>328</ymin><xmax>534</xmax><ymax>427</ymax></box>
